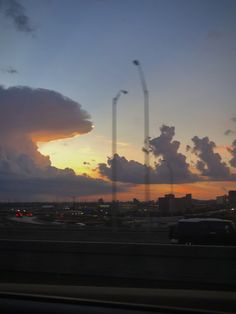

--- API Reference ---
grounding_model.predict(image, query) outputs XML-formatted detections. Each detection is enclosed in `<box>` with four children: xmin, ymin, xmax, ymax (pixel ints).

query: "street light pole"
<box><xmin>112</xmin><ymin>90</ymin><xmax>128</xmax><ymax>203</ymax></box>
<box><xmin>133</xmin><ymin>60</ymin><xmax>150</xmax><ymax>203</ymax></box>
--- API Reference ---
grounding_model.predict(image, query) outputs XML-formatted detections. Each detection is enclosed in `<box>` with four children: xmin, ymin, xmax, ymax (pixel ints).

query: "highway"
<box><xmin>0</xmin><ymin>225</ymin><xmax>169</xmax><ymax>243</ymax></box>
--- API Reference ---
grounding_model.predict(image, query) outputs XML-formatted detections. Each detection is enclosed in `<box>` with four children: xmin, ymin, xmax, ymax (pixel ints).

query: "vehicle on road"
<box><xmin>169</xmin><ymin>218</ymin><xmax>236</xmax><ymax>245</ymax></box>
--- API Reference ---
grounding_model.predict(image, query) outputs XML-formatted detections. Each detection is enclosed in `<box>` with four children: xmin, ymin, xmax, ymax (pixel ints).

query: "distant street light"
<box><xmin>112</xmin><ymin>90</ymin><xmax>128</xmax><ymax>203</ymax></box>
<box><xmin>133</xmin><ymin>60</ymin><xmax>150</xmax><ymax>203</ymax></box>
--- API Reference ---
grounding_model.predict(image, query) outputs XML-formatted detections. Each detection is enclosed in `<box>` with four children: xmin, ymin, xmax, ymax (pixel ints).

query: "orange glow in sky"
<box><xmin>37</xmin><ymin>134</ymin><xmax>236</xmax><ymax>202</ymax></box>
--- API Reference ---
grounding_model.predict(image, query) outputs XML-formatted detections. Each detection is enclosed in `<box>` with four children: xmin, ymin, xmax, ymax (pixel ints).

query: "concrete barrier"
<box><xmin>0</xmin><ymin>240</ymin><xmax>236</xmax><ymax>287</ymax></box>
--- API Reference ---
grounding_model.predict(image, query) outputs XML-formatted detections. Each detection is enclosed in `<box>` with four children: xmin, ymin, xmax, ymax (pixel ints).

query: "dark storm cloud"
<box><xmin>191</xmin><ymin>136</ymin><xmax>232</xmax><ymax>180</ymax></box>
<box><xmin>0</xmin><ymin>86</ymin><xmax>114</xmax><ymax>200</ymax></box>
<box><xmin>98</xmin><ymin>125</ymin><xmax>199</xmax><ymax>184</ymax></box>
<box><xmin>1</xmin><ymin>66</ymin><xmax>18</xmax><ymax>74</ymax></box>
<box><xmin>0</xmin><ymin>0</ymin><xmax>35</xmax><ymax>33</ymax></box>
<box><xmin>228</xmin><ymin>139</ymin><xmax>236</xmax><ymax>168</ymax></box>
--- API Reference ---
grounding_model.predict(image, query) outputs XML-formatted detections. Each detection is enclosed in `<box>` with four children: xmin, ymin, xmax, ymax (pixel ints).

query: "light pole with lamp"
<box><xmin>112</xmin><ymin>90</ymin><xmax>128</xmax><ymax>202</ymax></box>
<box><xmin>133</xmin><ymin>60</ymin><xmax>150</xmax><ymax>204</ymax></box>
<box><xmin>112</xmin><ymin>90</ymin><xmax>128</xmax><ymax>228</ymax></box>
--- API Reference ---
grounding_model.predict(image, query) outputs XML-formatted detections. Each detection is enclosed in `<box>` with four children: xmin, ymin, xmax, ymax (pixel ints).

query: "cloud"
<box><xmin>0</xmin><ymin>86</ymin><xmax>92</xmax><ymax>141</ymax></box>
<box><xmin>149</xmin><ymin>125</ymin><xmax>197</xmax><ymax>183</ymax></box>
<box><xmin>99</xmin><ymin>154</ymin><xmax>150</xmax><ymax>184</ymax></box>
<box><xmin>0</xmin><ymin>0</ymin><xmax>35</xmax><ymax>33</ymax></box>
<box><xmin>98</xmin><ymin>125</ymin><xmax>199</xmax><ymax>184</ymax></box>
<box><xmin>83</xmin><ymin>161</ymin><xmax>91</xmax><ymax>165</ymax></box>
<box><xmin>186</xmin><ymin>145</ymin><xmax>191</xmax><ymax>152</ymax></box>
<box><xmin>0</xmin><ymin>86</ymin><xmax>113</xmax><ymax>200</ymax></box>
<box><xmin>98</xmin><ymin>125</ymin><xmax>236</xmax><ymax>184</ymax></box>
<box><xmin>1</xmin><ymin>66</ymin><xmax>18</xmax><ymax>74</ymax></box>
<box><xmin>224</xmin><ymin>129</ymin><xmax>235</xmax><ymax>136</ymax></box>
<box><xmin>228</xmin><ymin>139</ymin><xmax>236</xmax><ymax>168</ymax></box>
<box><xmin>224</xmin><ymin>118</ymin><xmax>236</xmax><ymax>136</ymax></box>
<box><xmin>0</xmin><ymin>170</ymin><xmax>113</xmax><ymax>201</ymax></box>
<box><xmin>191</xmin><ymin>136</ymin><xmax>232</xmax><ymax>180</ymax></box>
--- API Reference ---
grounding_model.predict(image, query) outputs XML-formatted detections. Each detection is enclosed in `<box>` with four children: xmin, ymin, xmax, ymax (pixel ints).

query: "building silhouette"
<box><xmin>158</xmin><ymin>194</ymin><xmax>192</xmax><ymax>215</ymax></box>
<box><xmin>228</xmin><ymin>191</ymin><xmax>236</xmax><ymax>208</ymax></box>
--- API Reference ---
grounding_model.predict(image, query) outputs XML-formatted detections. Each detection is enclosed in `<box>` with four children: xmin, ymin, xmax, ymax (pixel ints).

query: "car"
<box><xmin>169</xmin><ymin>218</ymin><xmax>236</xmax><ymax>245</ymax></box>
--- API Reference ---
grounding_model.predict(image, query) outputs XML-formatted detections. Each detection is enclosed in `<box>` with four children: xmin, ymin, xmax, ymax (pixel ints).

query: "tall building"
<box><xmin>216</xmin><ymin>195</ymin><xmax>227</xmax><ymax>206</ymax></box>
<box><xmin>228</xmin><ymin>191</ymin><xmax>236</xmax><ymax>208</ymax></box>
<box><xmin>158</xmin><ymin>194</ymin><xmax>192</xmax><ymax>215</ymax></box>
<box><xmin>158</xmin><ymin>194</ymin><xmax>175</xmax><ymax>215</ymax></box>
<box><xmin>185</xmin><ymin>194</ymin><xmax>192</xmax><ymax>209</ymax></box>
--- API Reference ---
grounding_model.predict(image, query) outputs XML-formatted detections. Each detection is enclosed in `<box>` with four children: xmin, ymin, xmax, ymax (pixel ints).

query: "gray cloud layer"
<box><xmin>0</xmin><ymin>0</ymin><xmax>35</xmax><ymax>33</ymax></box>
<box><xmin>99</xmin><ymin>125</ymin><xmax>236</xmax><ymax>184</ymax></box>
<box><xmin>99</xmin><ymin>125</ymin><xmax>199</xmax><ymax>184</ymax></box>
<box><xmin>99</xmin><ymin>154</ymin><xmax>151</xmax><ymax>184</ymax></box>
<box><xmin>0</xmin><ymin>85</ymin><xmax>234</xmax><ymax>199</ymax></box>
<box><xmin>0</xmin><ymin>86</ymin><xmax>112</xmax><ymax>200</ymax></box>
<box><xmin>0</xmin><ymin>170</ymin><xmax>113</xmax><ymax>201</ymax></box>
<box><xmin>149</xmin><ymin>125</ymin><xmax>197</xmax><ymax>183</ymax></box>
<box><xmin>191</xmin><ymin>136</ymin><xmax>232</xmax><ymax>180</ymax></box>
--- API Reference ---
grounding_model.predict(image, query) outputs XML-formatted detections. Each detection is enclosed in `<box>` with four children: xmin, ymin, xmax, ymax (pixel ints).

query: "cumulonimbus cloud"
<box><xmin>0</xmin><ymin>86</ymin><xmax>92</xmax><ymax>141</ymax></box>
<box><xmin>0</xmin><ymin>86</ymin><xmax>114</xmax><ymax>200</ymax></box>
<box><xmin>0</xmin><ymin>0</ymin><xmax>35</xmax><ymax>33</ymax></box>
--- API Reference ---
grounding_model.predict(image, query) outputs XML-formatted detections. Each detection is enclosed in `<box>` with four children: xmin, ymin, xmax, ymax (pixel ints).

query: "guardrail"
<box><xmin>0</xmin><ymin>240</ymin><xmax>236</xmax><ymax>288</ymax></box>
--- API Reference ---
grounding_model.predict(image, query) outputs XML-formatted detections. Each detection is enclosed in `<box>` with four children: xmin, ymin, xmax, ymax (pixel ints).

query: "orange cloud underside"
<box><xmin>32</xmin><ymin>131</ymin><xmax>82</xmax><ymax>142</ymax></box>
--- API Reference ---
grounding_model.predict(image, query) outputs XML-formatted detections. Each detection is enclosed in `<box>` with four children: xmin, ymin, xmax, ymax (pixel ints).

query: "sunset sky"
<box><xmin>0</xmin><ymin>0</ymin><xmax>236</xmax><ymax>201</ymax></box>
